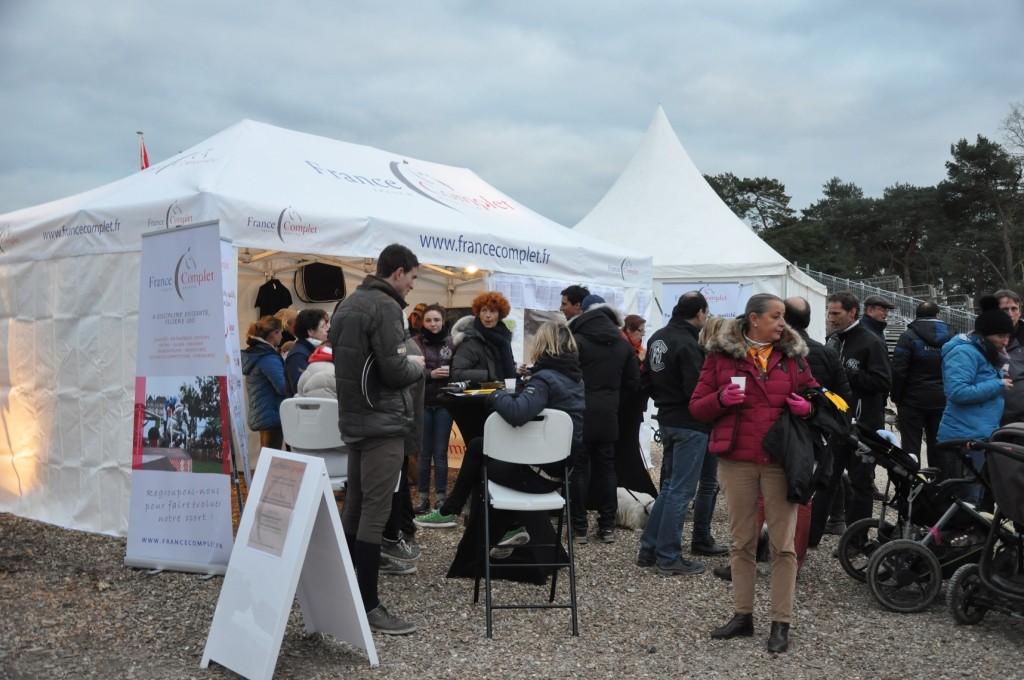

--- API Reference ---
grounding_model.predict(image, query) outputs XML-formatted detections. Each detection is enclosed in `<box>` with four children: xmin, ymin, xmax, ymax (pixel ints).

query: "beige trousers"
<box><xmin>718</xmin><ymin>458</ymin><xmax>799</xmax><ymax>623</ymax></box>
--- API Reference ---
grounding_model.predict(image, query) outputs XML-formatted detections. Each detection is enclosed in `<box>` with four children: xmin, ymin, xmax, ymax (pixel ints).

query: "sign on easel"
<box><xmin>202</xmin><ymin>449</ymin><xmax>377</xmax><ymax>677</ymax></box>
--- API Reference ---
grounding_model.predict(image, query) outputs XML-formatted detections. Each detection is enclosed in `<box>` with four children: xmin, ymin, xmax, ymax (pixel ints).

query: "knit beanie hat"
<box><xmin>581</xmin><ymin>294</ymin><xmax>605</xmax><ymax>312</ymax></box>
<box><xmin>975</xmin><ymin>295</ymin><xmax>1014</xmax><ymax>336</ymax></box>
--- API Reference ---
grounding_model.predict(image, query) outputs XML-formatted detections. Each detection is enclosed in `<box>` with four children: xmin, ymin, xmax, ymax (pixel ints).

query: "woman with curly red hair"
<box><xmin>450</xmin><ymin>291</ymin><xmax>516</xmax><ymax>384</ymax></box>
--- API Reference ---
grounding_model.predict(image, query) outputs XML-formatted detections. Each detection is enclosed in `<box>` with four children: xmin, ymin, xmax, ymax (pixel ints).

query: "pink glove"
<box><xmin>719</xmin><ymin>382</ymin><xmax>745</xmax><ymax>406</ymax></box>
<box><xmin>786</xmin><ymin>392</ymin><xmax>811</xmax><ymax>418</ymax></box>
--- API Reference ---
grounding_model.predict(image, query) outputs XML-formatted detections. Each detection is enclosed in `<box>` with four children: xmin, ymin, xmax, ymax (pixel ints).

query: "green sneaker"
<box><xmin>490</xmin><ymin>526</ymin><xmax>531</xmax><ymax>559</ymax></box>
<box><xmin>414</xmin><ymin>508</ymin><xmax>457</xmax><ymax>528</ymax></box>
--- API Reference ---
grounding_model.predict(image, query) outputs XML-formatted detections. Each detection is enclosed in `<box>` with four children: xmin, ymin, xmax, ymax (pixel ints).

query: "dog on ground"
<box><xmin>616</xmin><ymin>487</ymin><xmax>655</xmax><ymax>530</ymax></box>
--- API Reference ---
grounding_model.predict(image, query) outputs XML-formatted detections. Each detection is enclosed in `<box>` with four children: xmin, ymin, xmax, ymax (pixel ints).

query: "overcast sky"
<box><xmin>1</xmin><ymin>1</ymin><xmax>1020</xmax><ymax>227</ymax></box>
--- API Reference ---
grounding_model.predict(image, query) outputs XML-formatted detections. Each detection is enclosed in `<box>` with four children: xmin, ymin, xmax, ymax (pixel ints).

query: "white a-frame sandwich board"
<box><xmin>202</xmin><ymin>448</ymin><xmax>378</xmax><ymax>677</ymax></box>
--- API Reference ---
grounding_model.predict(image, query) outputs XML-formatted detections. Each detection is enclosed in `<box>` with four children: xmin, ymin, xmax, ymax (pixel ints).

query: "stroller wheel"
<box><xmin>838</xmin><ymin>518</ymin><xmax>897</xmax><ymax>583</ymax></box>
<box><xmin>867</xmin><ymin>539</ymin><xmax>942</xmax><ymax>613</ymax></box>
<box><xmin>947</xmin><ymin>563</ymin><xmax>987</xmax><ymax>625</ymax></box>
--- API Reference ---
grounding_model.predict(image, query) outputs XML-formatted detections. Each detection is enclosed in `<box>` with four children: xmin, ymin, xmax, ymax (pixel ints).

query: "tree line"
<box><xmin>706</xmin><ymin>102</ymin><xmax>1024</xmax><ymax>301</ymax></box>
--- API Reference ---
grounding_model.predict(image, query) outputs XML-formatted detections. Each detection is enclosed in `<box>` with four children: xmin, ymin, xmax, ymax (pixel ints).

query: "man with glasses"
<box><xmin>995</xmin><ymin>289</ymin><xmax>1024</xmax><ymax>428</ymax></box>
<box><xmin>860</xmin><ymin>295</ymin><xmax>895</xmax><ymax>339</ymax></box>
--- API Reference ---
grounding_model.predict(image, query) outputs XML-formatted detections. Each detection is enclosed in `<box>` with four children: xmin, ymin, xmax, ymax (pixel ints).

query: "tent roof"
<box><xmin>1</xmin><ymin>120</ymin><xmax>650</xmax><ymax>288</ymax></box>
<box><xmin>574</xmin><ymin>106</ymin><xmax>790</xmax><ymax>279</ymax></box>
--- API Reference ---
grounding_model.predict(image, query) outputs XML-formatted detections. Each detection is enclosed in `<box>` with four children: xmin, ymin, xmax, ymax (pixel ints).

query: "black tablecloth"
<box><xmin>445</xmin><ymin>490</ymin><xmax>569</xmax><ymax>585</ymax></box>
<box><xmin>439</xmin><ymin>389</ymin><xmax>569</xmax><ymax>584</ymax></box>
<box><xmin>438</xmin><ymin>391</ymin><xmax>492</xmax><ymax>444</ymax></box>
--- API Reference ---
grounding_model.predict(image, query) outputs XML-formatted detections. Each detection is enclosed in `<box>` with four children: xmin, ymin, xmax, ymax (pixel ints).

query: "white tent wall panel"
<box><xmin>1</xmin><ymin>247</ymin><xmax>631</xmax><ymax>536</ymax></box>
<box><xmin>0</xmin><ymin>253</ymin><xmax>138</xmax><ymax>535</ymax></box>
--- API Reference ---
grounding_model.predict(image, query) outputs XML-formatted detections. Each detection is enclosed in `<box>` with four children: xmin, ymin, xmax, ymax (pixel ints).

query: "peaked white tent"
<box><xmin>575</xmin><ymin>106</ymin><xmax>825</xmax><ymax>332</ymax></box>
<box><xmin>0</xmin><ymin>120</ymin><xmax>651</xmax><ymax>535</ymax></box>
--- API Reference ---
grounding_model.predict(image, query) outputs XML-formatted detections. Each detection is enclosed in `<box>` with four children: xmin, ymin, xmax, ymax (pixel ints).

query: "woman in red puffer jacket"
<box><xmin>689</xmin><ymin>294</ymin><xmax>817</xmax><ymax>655</ymax></box>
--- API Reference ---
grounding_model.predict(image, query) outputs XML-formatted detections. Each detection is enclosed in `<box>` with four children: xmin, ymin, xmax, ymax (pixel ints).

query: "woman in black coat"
<box><xmin>449</xmin><ymin>291</ymin><xmax>517</xmax><ymax>384</ymax></box>
<box><xmin>568</xmin><ymin>296</ymin><xmax>641</xmax><ymax>541</ymax></box>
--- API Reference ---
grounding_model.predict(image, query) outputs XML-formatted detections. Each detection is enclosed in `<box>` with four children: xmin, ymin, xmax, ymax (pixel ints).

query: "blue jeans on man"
<box><xmin>639</xmin><ymin>426</ymin><xmax>708</xmax><ymax>566</ymax></box>
<box><xmin>690</xmin><ymin>446</ymin><xmax>719</xmax><ymax>546</ymax></box>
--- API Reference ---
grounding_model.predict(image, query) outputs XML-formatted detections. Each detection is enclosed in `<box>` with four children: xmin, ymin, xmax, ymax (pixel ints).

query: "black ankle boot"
<box><xmin>710</xmin><ymin>612</ymin><xmax>754</xmax><ymax>639</ymax></box>
<box><xmin>767</xmin><ymin>620</ymin><xmax>790</xmax><ymax>653</ymax></box>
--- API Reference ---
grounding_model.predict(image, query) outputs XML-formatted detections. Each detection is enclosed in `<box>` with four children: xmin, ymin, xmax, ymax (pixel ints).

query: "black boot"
<box><xmin>353</xmin><ymin>540</ymin><xmax>383</xmax><ymax>613</ymax></box>
<box><xmin>710</xmin><ymin>613</ymin><xmax>754</xmax><ymax>639</ymax></box>
<box><xmin>767</xmin><ymin>620</ymin><xmax>790</xmax><ymax>653</ymax></box>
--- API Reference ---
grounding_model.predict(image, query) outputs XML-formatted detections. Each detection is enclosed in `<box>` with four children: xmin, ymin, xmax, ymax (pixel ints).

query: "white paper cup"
<box><xmin>730</xmin><ymin>376</ymin><xmax>746</xmax><ymax>390</ymax></box>
<box><xmin>505</xmin><ymin>378</ymin><xmax>517</xmax><ymax>391</ymax></box>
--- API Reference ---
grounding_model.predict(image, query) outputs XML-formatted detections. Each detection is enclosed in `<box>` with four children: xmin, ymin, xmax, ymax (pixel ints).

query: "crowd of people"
<box><xmin>238</xmin><ymin>242</ymin><xmax>1019</xmax><ymax>653</ymax></box>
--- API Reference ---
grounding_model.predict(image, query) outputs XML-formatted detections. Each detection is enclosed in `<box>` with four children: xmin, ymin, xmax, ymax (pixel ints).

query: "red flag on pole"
<box><xmin>137</xmin><ymin>131</ymin><xmax>150</xmax><ymax>171</ymax></box>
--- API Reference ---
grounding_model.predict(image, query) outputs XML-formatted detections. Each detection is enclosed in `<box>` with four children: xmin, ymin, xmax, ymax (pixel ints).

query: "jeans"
<box><xmin>418</xmin><ymin>406</ymin><xmax>453</xmax><ymax>497</ymax></box>
<box><xmin>690</xmin><ymin>447</ymin><xmax>719</xmax><ymax>544</ymax></box>
<box><xmin>639</xmin><ymin>427</ymin><xmax>708</xmax><ymax>564</ymax></box>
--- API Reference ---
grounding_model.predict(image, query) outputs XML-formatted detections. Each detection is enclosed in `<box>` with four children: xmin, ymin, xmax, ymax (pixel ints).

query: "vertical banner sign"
<box><xmin>220</xmin><ymin>239</ymin><xmax>251</xmax><ymax>485</ymax></box>
<box><xmin>125</xmin><ymin>221</ymin><xmax>235</xmax><ymax>574</ymax></box>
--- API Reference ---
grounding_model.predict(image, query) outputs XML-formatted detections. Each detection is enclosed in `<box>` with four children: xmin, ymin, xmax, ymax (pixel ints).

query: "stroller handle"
<box><xmin>932</xmin><ymin>438</ymin><xmax>972</xmax><ymax>452</ymax></box>
<box><xmin>936</xmin><ymin>438</ymin><xmax>1024</xmax><ymax>465</ymax></box>
<box><xmin>964</xmin><ymin>440</ymin><xmax>1024</xmax><ymax>465</ymax></box>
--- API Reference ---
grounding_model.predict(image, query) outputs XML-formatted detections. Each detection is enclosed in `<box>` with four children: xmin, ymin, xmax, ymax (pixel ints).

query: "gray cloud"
<box><xmin>1</xmin><ymin>1</ymin><xmax>1020</xmax><ymax>226</ymax></box>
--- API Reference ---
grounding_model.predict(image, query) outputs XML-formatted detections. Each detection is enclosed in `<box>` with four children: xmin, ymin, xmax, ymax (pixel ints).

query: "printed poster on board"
<box><xmin>126</xmin><ymin>221</ymin><xmax>235</xmax><ymax>574</ymax></box>
<box><xmin>660</xmin><ymin>282</ymin><xmax>747</xmax><ymax>322</ymax></box>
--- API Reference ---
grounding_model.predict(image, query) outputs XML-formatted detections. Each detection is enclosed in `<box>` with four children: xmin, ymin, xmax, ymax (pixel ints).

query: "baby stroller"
<box><xmin>837</xmin><ymin>424</ymin><xmax>929</xmax><ymax>583</ymax></box>
<box><xmin>947</xmin><ymin>424</ymin><xmax>1024</xmax><ymax>625</ymax></box>
<box><xmin>837</xmin><ymin>423</ymin><xmax>1003</xmax><ymax>612</ymax></box>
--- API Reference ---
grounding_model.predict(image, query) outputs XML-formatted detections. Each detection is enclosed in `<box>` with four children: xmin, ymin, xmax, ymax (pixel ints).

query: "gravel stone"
<box><xmin>2</xmin><ymin>473</ymin><xmax>1022</xmax><ymax>677</ymax></box>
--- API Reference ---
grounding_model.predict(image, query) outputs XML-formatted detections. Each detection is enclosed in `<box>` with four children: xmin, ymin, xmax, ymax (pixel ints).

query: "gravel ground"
<box><xmin>2</xmin><ymin>471</ymin><xmax>1023</xmax><ymax>679</ymax></box>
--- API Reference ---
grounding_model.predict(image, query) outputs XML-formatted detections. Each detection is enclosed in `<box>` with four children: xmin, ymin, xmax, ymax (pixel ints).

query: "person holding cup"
<box><xmin>413</xmin><ymin>304</ymin><xmax>456</xmax><ymax>513</ymax></box>
<box><xmin>689</xmin><ymin>293</ymin><xmax>818</xmax><ymax>654</ymax></box>
<box><xmin>449</xmin><ymin>291</ymin><xmax>517</xmax><ymax>385</ymax></box>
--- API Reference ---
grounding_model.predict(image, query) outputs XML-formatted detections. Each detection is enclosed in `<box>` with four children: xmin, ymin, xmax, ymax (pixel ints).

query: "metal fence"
<box><xmin>798</xmin><ymin>265</ymin><xmax>976</xmax><ymax>334</ymax></box>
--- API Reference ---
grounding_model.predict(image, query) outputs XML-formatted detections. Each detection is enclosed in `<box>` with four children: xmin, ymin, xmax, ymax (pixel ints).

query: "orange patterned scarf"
<box><xmin>748</xmin><ymin>344</ymin><xmax>773</xmax><ymax>377</ymax></box>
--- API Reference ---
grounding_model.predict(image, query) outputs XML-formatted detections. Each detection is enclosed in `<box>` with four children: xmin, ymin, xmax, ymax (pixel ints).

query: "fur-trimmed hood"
<box><xmin>450</xmin><ymin>315</ymin><xmax>477</xmax><ymax>347</ymax></box>
<box><xmin>705</xmin><ymin>317</ymin><xmax>808</xmax><ymax>360</ymax></box>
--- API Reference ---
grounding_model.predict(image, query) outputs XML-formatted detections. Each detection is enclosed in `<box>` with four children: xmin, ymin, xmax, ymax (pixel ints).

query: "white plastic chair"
<box><xmin>475</xmin><ymin>408</ymin><xmax>578</xmax><ymax>637</ymax></box>
<box><xmin>279</xmin><ymin>397</ymin><xmax>348</xmax><ymax>491</ymax></box>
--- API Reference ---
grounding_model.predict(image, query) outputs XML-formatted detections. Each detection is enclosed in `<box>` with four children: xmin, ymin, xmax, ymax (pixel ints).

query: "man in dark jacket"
<box><xmin>785</xmin><ymin>297</ymin><xmax>855</xmax><ymax>549</ymax></box>
<box><xmin>996</xmin><ymin>288</ymin><xmax>1024</xmax><ymax>425</ymax></box>
<box><xmin>890</xmin><ymin>301</ymin><xmax>953</xmax><ymax>475</ymax></box>
<box><xmin>826</xmin><ymin>290</ymin><xmax>891</xmax><ymax>528</ymax></box>
<box><xmin>560</xmin><ymin>284</ymin><xmax>590</xmax><ymax>322</ymax></box>
<box><xmin>636</xmin><ymin>291</ymin><xmax>710</xmax><ymax>576</ymax></box>
<box><xmin>995</xmin><ymin>289</ymin><xmax>1024</xmax><ymax>347</ymax></box>
<box><xmin>860</xmin><ymin>295</ymin><xmax>895</xmax><ymax>339</ymax></box>
<box><xmin>568</xmin><ymin>295</ymin><xmax>640</xmax><ymax>543</ymax></box>
<box><xmin>329</xmin><ymin>243</ymin><xmax>425</xmax><ymax>636</ymax></box>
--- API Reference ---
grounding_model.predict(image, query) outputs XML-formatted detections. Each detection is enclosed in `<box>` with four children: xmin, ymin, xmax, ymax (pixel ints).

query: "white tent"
<box><xmin>574</xmin><ymin>106</ymin><xmax>826</xmax><ymax>332</ymax></box>
<box><xmin>0</xmin><ymin>120</ymin><xmax>652</xmax><ymax>535</ymax></box>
